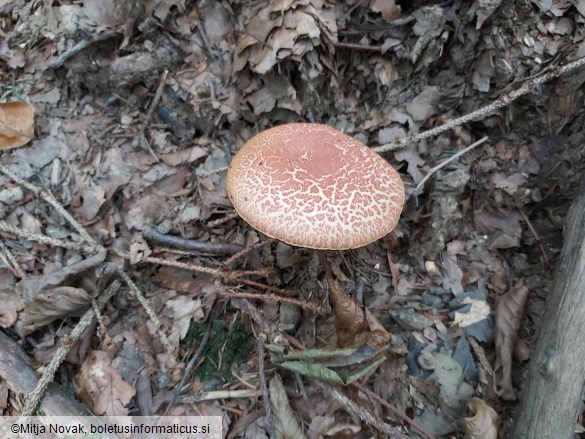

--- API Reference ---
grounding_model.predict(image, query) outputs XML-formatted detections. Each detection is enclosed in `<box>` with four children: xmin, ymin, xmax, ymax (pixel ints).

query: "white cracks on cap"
<box><xmin>226</xmin><ymin>123</ymin><xmax>405</xmax><ymax>250</ymax></box>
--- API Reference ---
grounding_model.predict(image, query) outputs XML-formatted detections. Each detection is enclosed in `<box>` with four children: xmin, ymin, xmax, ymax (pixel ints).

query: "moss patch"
<box><xmin>182</xmin><ymin>319</ymin><xmax>253</xmax><ymax>382</ymax></box>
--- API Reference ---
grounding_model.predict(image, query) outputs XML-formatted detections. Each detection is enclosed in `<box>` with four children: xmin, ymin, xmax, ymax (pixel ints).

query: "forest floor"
<box><xmin>1</xmin><ymin>0</ymin><xmax>585</xmax><ymax>437</ymax></box>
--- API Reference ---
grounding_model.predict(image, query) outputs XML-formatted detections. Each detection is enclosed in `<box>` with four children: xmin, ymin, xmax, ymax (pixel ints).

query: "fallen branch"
<box><xmin>373</xmin><ymin>56</ymin><xmax>585</xmax><ymax>153</ymax></box>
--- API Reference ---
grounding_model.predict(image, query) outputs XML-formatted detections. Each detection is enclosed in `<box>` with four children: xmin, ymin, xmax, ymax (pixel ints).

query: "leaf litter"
<box><xmin>0</xmin><ymin>0</ymin><xmax>583</xmax><ymax>437</ymax></box>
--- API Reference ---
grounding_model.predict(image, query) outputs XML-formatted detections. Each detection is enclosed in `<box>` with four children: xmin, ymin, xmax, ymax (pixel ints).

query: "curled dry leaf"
<box><xmin>269</xmin><ymin>374</ymin><xmax>307</xmax><ymax>439</ymax></box>
<box><xmin>0</xmin><ymin>102</ymin><xmax>35</xmax><ymax>150</ymax></box>
<box><xmin>18</xmin><ymin>286</ymin><xmax>94</xmax><ymax>336</ymax></box>
<box><xmin>329</xmin><ymin>277</ymin><xmax>390</xmax><ymax>349</ymax></box>
<box><xmin>464</xmin><ymin>397</ymin><xmax>499</xmax><ymax>439</ymax></box>
<box><xmin>493</xmin><ymin>281</ymin><xmax>529</xmax><ymax>400</ymax></box>
<box><xmin>14</xmin><ymin>252</ymin><xmax>118</xmax><ymax>336</ymax></box>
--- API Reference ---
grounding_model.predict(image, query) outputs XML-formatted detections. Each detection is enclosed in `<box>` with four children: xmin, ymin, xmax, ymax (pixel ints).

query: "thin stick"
<box><xmin>46</xmin><ymin>31</ymin><xmax>119</xmax><ymax>70</ymax></box>
<box><xmin>373</xmin><ymin>56</ymin><xmax>585</xmax><ymax>153</ymax></box>
<box><xmin>517</xmin><ymin>206</ymin><xmax>550</xmax><ymax>266</ymax></box>
<box><xmin>315</xmin><ymin>381</ymin><xmax>410</xmax><ymax>439</ymax></box>
<box><xmin>118</xmin><ymin>270</ymin><xmax>173</xmax><ymax>353</ymax></box>
<box><xmin>258</xmin><ymin>333</ymin><xmax>276</xmax><ymax>439</ymax></box>
<box><xmin>143</xmin><ymin>226</ymin><xmax>244</xmax><ymax>255</ymax></box>
<box><xmin>20</xmin><ymin>280</ymin><xmax>121</xmax><ymax>416</ymax></box>
<box><xmin>0</xmin><ymin>164</ymin><xmax>97</xmax><ymax>246</ymax></box>
<box><xmin>355</xmin><ymin>383</ymin><xmax>435</xmax><ymax>439</ymax></box>
<box><xmin>160</xmin><ymin>310</ymin><xmax>215</xmax><ymax>418</ymax></box>
<box><xmin>217</xmin><ymin>285</ymin><xmax>324</xmax><ymax>314</ymax></box>
<box><xmin>413</xmin><ymin>136</ymin><xmax>488</xmax><ymax>195</ymax></box>
<box><xmin>334</xmin><ymin>42</ymin><xmax>382</xmax><ymax>52</ymax></box>
<box><xmin>180</xmin><ymin>389</ymin><xmax>261</xmax><ymax>403</ymax></box>
<box><xmin>144</xmin><ymin>68</ymin><xmax>168</xmax><ymax>127</ymax></box>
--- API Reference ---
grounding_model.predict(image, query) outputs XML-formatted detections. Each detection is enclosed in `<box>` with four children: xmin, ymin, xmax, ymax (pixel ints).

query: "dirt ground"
<box><xmin>1</xmin><ymin>0</ymin><xmax>585</xmax><ymax>437</ymax></box>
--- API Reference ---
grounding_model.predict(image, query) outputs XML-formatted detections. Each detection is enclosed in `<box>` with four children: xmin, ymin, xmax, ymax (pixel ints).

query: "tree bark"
<box><xmin>0</xmin><ymin>330</ymin><xmax>91</xmax><ymax>416</ymax></box>
<box><xmin>513</xmin><ymin>187</ymin><xmax>585</xmax><ymax>438</ymax></box>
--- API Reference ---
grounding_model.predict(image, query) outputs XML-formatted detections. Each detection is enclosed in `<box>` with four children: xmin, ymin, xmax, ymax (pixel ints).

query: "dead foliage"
<box><xmin>0</xmin><ymin>0</ymin><xmax>584</xmax><ymax>437</ymax></box>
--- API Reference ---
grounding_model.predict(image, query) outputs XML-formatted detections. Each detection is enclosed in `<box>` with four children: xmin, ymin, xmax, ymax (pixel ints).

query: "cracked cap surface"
<box><xmin>226</xmin><ymin>123</ymin><xmax>404</xmax><ymax>250</ymax></box>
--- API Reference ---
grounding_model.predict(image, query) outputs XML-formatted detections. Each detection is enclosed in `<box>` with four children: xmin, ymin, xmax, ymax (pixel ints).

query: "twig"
<box><xmin>0</xmin><ymin>168</ymin><xmax>176</xmax><ymax>353</ymax></box>
<box><xmin>334</xmin><ymin>41</ymin><xmax>382</xmax><ymax>52</ymax></box>
<box><xmin>0</xmin><ymin>164</ymin><xmax>97</xmax><ymax>246</ymax></box>
<box><xmin>517</xmin><ymin>206</ymin><xmax>550</xmax><ymax>266</ymax></box>
<box><xmin>231</xmin><ymin>299</ymin><xmax>274</xmax><ymax>338</ymax></box>
<box><xmin>0</xmin><ymin>220</ymin><xmax>173</xmax><ymax>353</ymax></box>
<box><xmin>373</xmin><ymin>56</ymin><xmax>585</xmax><ymax>153</ymax></box>
<box><xmin>143</xmin><ymin>225</ymin><xmax>244</xmax><ymax>255</ymax></box>
<box><xmin>205</xmin><ymin>212</ymin><xmax>239</xmax><ymax>228</ymax></box>
<box><xmin>0</xmin><ymin>239</ymin><xmax>26</xmax><ymax>278</ymax></box>
<box><xmin>91</xmin><ymin>299</ymin><xmax>113</xmax><ymax>349</ymax></box>
<box><xmin>118</xmin><ymin>270</ymin><xmax>173</xmax><ymax>353</ymax></box>
<box><xmin>180</xmin><ymin>389</ymin><xmax>261</xmax><ymax>403</ymax></box>
<box><xmin>467</xmin><ymin>335</ymin><xmax>493</xmax><ymax>378</ymax></box>
<box><xmin>135</xmin><ymin>68</ymin><xmax>169</xmax><ymax>163</ymax></box>
<box><xmin>143</xmin><ymin>68</ymin><xmax>168</xmax><ymax>127</ymax></box>
<box><xmin>413</xmin><ymin>136</ymin><xmax>489</xmax><ymax>195</ymax></box>
<box><xmin>222</xmin><ymin>238</ymin><xmax>276</xmax><ymax>270</ymax></box>
<box><xmin>354</xmin><ymin>383</ymin><xmax>436</xmax><ymax>439</ymax></box>
<box><xmin>216</xmin><ymin>283</ymin><xmax>324</xmax><ymax>314</ymax></box>
<box><xmin>230</xmin><ymin>299</ymin><xmax>412</xmax><ymax>438</ymax></box>
<box><xmin>258</xmin><ymin>333</ymin><xmax>276</xmax><ymax>439</ymax></box>
<box><xmin>160</xmin><ymin>309</ymin><xmax>215</xmax><ymax>418</ymax></box>
<box><xmin>315</xmin><ymin>381</ymin><xmax>410</xmax><ymax>439</ymax></box>
<box><xmin>20</xmin><ymin>280</ymin><xmax>121</xmax><ymax>417</ymax></box>
<box><xmin>46</xmin><ymin>31</ymin><xmax>120</xmax><ymax>70</ymax></box>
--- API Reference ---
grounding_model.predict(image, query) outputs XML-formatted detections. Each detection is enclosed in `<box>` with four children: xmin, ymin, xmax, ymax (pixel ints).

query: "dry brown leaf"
<box><xmin>475</xmin><ymin>0</ymin><xmax>502</xmax><ymax>29</ymax></box>
<box><xmin>464</xmin><ymin>397</ymin><xmax>500</xmax><ymax>439</ymax></box>
<box><xmin>166</xmin><ymin>296</ymin><xmax>204</xmax><ymax>346</ymax></box>
<box><xmin>442</xmin><ymin>253</ymin><xmax>464</xmax><ymax>295</ymax></box>
<box><xmin>475</xmin><ymin>210</ymin><xmax>522</xmax><ymax>236</ymax></box>
<box><xmin>0</xmin><ymin>102</ymin><xmax>35</xmax><ymax>150</ymax></box>
<box><xmin>19</xmin><ymin>286</ymin><xmax>94</xmax><ymax>335</ymax></box>
<box><xmin>472</xmin><ymin>50</ymin><xmax>495</xmax><ymax>92</ymax></box>
<box><xmin>404</xmin><ymin>86</ymin><xmax>440</xmax><ymax>121</ymax></box>
<box><xmin>14</xmin><ymin>252</ymin><xmax>119</xmax><ymax>336</ymax></box>
<box><xmin>488</xmin><ymin>172</ymin><xmax>527</xmax><ymax>195</ymax></box>
<box><xmin>270</xmin><ymin>374</ymin><xmax>307</xmax><ymax>439</ymax></box>
<box><xmin>494</xmin><ymin>281</ymin><xmax>529</xmax><ymax>400</ymax></box>
<box><xmin>76</xmin><ymin>350</ymin><xmax>136</xmax><ymax>416</ymax></box>
<box><xmin>0</xmin><ymin>289</ymin><xmax>25</xmax><ymax>328</ymax></box>
<box><xmin>329</xmin><ymin>277</ymin><xmax>390</xmax><ymax>349</ymax></box>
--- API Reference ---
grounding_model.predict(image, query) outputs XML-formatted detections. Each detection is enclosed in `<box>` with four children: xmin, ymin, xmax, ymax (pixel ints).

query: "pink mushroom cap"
<box><xmin>226</xmin><ymin>123</ymin><xmax>404</xmax><ymax>250</ymax></box>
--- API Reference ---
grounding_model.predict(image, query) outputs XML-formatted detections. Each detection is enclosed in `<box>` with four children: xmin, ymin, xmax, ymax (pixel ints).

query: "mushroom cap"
<box><xmin>226</xmin><ymin>123</ymin><xmax>404</xmax><ymax>250</ymax></box>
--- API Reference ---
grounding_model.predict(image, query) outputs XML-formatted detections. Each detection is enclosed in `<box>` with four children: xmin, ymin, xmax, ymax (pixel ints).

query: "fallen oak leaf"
<box><xmin>0</xmin><ymin>102</ymin><xmax>34</xmax><ymax>150</ymax></box>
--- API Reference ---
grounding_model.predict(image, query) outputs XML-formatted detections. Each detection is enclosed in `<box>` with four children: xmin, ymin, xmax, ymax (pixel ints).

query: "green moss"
<box><xmin>182</xmin><ymin>319</ymin><xmax>253</xmax><ymax>382</ymax></box>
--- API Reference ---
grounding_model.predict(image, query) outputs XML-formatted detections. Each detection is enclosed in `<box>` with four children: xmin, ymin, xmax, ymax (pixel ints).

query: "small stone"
<box><xmin>390</xmin><ymin>307</ymin><xmax>433</xmax><ymax>330</ymax></box>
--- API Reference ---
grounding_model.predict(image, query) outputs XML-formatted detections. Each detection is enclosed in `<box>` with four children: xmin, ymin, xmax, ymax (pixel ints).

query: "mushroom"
<box><xmin>226</xmin><ymin>123</ymin><xmax>404</xmax><ymax>250</ymax></box>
